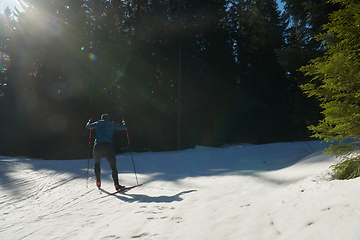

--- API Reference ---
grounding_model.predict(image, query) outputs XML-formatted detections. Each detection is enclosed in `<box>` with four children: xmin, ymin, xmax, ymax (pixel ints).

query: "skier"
<box><xmin>86</xmin><ymin>114</ymin><xmax>127</xmax><ymax>191</ymax></box>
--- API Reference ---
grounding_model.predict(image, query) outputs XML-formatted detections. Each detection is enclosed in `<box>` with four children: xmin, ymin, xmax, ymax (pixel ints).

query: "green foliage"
<box><xmin>300</xmin><ymin>0</ymin><xmax>360</xmax><ymax>179</ymax></box>
<box><xmin>276</xmin><ymin>0</ymin><xmax>340</xmax><ymax>138</ymax></box>
<box><xmin>331</xmin><ymin>157</ymin><xmax>360</xmax><ymax>180</ymax></box>
<box><xmin>0</xmin><ymin>0</ymin><xmax>313</xmax><ymax>158</ymax></box>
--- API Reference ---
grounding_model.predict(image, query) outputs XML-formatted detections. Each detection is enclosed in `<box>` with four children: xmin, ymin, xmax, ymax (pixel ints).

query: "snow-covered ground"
<box><xmin>1</xmin><ymin>140</ymin><xmax>360</xmax><ymax>240</ymax></box>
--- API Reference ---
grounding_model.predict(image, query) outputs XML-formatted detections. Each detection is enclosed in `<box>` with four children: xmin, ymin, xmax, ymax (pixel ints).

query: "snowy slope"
<box><xmin>1</xmin><ymin>140</ymin><xmax>360</xmax><ymax>240</ymax></box>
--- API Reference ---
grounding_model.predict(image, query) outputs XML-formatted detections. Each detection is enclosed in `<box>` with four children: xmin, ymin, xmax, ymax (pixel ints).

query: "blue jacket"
<box><xmin>86</xmin><ymin>120</ymin><xmax>126</xmax><ymax>143</ymax></box>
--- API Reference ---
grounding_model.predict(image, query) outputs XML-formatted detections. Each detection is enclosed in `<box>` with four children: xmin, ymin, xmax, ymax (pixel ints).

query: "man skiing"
<box><xmin>86</xmin><ymin>114</ymin><xmax>127</xmax><ymax>191</ymax></box>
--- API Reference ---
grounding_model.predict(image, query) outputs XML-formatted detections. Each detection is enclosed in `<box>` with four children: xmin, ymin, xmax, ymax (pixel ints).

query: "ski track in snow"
<box><xmin>1</xmin><ymin>141</ymin><xmax>360</xmax><ymax>240</ymax></box>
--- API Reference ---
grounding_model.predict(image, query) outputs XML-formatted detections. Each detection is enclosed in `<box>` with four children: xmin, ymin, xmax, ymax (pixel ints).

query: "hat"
<box><xmin>101</xmin><ymin>114</ymin><xmax>109</xmax><ymax>121</ymax></box>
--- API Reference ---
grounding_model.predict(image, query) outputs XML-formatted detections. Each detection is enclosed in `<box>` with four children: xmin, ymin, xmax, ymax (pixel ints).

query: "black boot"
<box><xmin>115</xmin><ymin>184</ymin><xmax>125</xmax><ymax>191</ymax></box>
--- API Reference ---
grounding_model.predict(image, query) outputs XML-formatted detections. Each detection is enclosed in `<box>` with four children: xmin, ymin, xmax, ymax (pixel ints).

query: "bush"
<box><xmin>331</xmin><ymin>157</ymin><xmax>360</xmax><ymax>180</ymax></box>
<box><xmin>300</xmin><ymin>0</ymin><xmax>360</xmax><ymax>179</ymax></box>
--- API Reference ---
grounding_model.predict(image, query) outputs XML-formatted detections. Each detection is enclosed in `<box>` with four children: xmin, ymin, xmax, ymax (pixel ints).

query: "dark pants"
<box><xmin>93</xmin><ymin>142</ymin><xmax>119</xmax><ymax>185</ymax></box>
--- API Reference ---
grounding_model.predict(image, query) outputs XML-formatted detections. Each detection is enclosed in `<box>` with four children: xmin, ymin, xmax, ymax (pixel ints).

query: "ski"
<box><xmin>100</xmin><ymin>182</ymin><xmax>145</xmax><ymax>197</ymax></box>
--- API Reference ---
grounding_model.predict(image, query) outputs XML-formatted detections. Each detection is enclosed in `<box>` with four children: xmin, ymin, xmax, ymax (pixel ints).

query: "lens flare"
<box><xmin>37</xmin><ymin>14</ymin><xmax>62</xmax><ymax>38</ymax></box>
<box><xmin>0</xmin><ymin>52</ymin><xmax>11</xmax><ymax>71</ymax></box>
<box><xmin>88</xmin><ymin>53</ymin><xmax>97</xmax><ymax>61</ymax></box>
<box><xmin>81</xmin><ymin>47</ymin><xmax>85</xmax><ymax>51</ymax></box>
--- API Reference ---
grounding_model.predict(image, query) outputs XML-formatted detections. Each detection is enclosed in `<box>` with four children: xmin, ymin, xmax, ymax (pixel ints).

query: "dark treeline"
<box><xmin>0</xmin><ymin>0</ymin><xmax>340</xmax><ymax>159</ymax></box>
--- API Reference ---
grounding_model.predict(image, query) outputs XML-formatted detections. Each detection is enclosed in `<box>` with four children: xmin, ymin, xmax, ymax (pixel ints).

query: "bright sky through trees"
<box><xmin>0</xmin><ymin>0</ymin><xmax>22</xmax><ymax>13</ymax></box>
<box><xmin>1</xmin><ymin>0</ymin><xmax>284</xmax><ymax>13</ymax></box>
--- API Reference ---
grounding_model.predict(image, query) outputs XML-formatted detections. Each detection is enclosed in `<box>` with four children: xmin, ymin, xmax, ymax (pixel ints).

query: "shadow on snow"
<box><xmin>0</xmin><ymin>140</ymin><xmax>331</xmax><ymax>198</ymax></box>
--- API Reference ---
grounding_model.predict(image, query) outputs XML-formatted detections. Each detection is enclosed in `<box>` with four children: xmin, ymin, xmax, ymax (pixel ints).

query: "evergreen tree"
<box><xmin>300</xmin><ymin>0</ymin><xmax>360</xmax><ymax>179</ymax></box>
<box><xmin>276</xmin><ymin>0</ymin><xmax>340</xmax><ymax>140</ymax></box>
<box><xmin>1</xmin><ymin>0</ymin><xmax>109</xmax><ymax>158</ymax></box>
<box><xmin>226</xmin><ymin>0</ymin><xmax>291</xmax><ymax>143</ymax></box>
<box><xmin>0</xmin><ymin>8</ymin><xmax>12</xmax><ymax>155</ymax></box>
<box><xmin>0</xmin><ymin>0</ymin><xmax>322</xmax><ymax>158</ymax></box>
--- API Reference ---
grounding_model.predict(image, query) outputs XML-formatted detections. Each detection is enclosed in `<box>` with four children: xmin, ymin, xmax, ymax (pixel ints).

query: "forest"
<box><xmin>0</xmin><ymin>0</ymin><xmax>342</xmax><ymax>159</ymax></box>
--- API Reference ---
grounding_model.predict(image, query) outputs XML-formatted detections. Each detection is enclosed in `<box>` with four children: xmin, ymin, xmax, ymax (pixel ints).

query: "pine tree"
<box><xmin>277</xmin><ymin>0</ymin><xmax>341</xmax><ymax>140</ymax></box>
<box><xmin>300</xmin><ymin>0</ymin><xmax>360</xmax><ymax>179</ymax></box>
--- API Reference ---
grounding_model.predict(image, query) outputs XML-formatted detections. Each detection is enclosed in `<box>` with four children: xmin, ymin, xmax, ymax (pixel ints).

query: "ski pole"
<box><xmin>86</xmin><ymin>129</ymin><xmax>92</xmax><ymax>188</ymax></box>
<box><xmin>124</xmin><ymin>123</ymin><xmax>139</xmax><ymax>185</ymax></box>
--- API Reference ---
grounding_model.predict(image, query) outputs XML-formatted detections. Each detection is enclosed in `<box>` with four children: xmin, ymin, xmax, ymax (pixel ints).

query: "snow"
<box><xmin>1</xmin><ymin>140</ymin><xmax>360</xmax><ymax>240</ymax></box>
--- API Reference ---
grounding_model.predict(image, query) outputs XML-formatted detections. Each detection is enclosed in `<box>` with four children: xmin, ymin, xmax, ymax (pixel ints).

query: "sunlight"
<box><xmin>0</xmin><ymin>52</ymin><xmax>11</xmax><ymax>71</ymax></box>
<box><xmin>7</xmin><ymin>1</ymin><xmax>62</xmax><ymax>38</ymax></box>
<box><xmin>0</xmin><ymin>0</ymin><xmax>22</xmax><ymax>13</ymax></box>
<box><xmin>34</xmin><ymin>12</ymin><xmax>62</xmax><ymax>38</ymax></box>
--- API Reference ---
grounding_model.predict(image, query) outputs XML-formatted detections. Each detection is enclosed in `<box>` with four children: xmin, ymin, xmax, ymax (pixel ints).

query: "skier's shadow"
<box><xmin>112</xmin><ymin>190</ymin><xmax>197</xmax><ymax>203</ymax></box>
